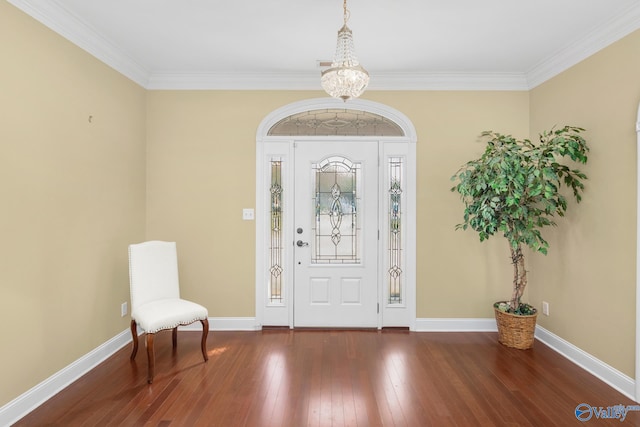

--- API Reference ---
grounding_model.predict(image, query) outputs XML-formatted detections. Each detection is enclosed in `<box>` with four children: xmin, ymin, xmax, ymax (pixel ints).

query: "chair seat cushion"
<box><xmin>132</xmin><ymin>298</ymin><xmax>208</xmax><ymax>334</ymax></box>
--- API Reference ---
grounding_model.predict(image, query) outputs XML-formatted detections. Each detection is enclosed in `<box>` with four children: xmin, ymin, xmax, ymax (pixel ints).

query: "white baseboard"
<box><xmin>2</xmin><ymin>317</ymin><xmax>635</xmax><ymax>425</ymax></box>
<box><xmin>0</xmin><ymin>316</ymin><xmax>258</xmax><ymax>426</ymax></box>
<box><xmin>181</xmin><ymin>316</ymin><xmax>260</xmax><ymax>331</ymax></box>
<box><xmin>414</xmin><ymin>318</ymin><xmax>637</xmax><ymax>402</ymax></box>
<box><xmin>414</xmin><ymin>317</ymin><xmax>498</xmax><ymax>332</ymax></box>
<box><xmin>535</xmin><ymin>326</ymin><xmax>636</xmax><ymax>401</ymax></box>
<box><xmin>0</xmin><ymin>329</ymin><xmax>131</xmax><ymax>427</ymax></box>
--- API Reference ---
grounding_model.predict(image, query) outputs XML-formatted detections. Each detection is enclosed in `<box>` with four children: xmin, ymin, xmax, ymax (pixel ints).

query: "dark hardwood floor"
<box><xmin>14</xmin><ymin>330</ymin><xmax>639</xmax><ymax>426</ymax></box>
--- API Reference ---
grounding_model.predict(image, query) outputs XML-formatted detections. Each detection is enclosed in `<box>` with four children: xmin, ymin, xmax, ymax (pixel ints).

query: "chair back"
<box><xmin>128</xmin><ymin>241</ymin><xmax>181</xmax><ymax>310</ymax></box>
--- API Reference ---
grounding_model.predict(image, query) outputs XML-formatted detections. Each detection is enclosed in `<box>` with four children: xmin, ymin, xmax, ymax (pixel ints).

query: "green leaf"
<box><xmin>451</xmin><ymin>126</ymin><xmax>588</xmax><ymax>256</ymax></box>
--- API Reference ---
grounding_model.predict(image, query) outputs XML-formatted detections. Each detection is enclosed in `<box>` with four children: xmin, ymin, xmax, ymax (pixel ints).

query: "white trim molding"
<box><xmin>256</xmin><ymin>98</ymin><xmax>418</xmax><ymax>143</ymax></box>
<box><xmin>181</xmin><ymin>317</ymin><xmax>260</xmax><ymax>331</ymax></box>
<box><xmin>255</xmin><ymin>98</ymin><xmax>417</xmax><ymax>329</ymax></box>
<box><xmin>6</xmin><ymin>0</ymin><xmax>150</xmax><ymax>87</ymax></box>
<box><xmin>0</xmin><ymin>329</ymin><xmax>131</xmax><ymax>427</ymax></box>
<box><xmin>414</xmin><ymin>318</ymin><xmax>498</xmax><ymax>332</ymax></box>
<box><xmin>3</xmin><ymin>317</ymin><xmax>635</xmax><ymax>425</ymax></box>
<box><xmin>635</xmin><ymin>102</ymin><xmax>640</xmax><ymax>403</ymax></box>
<box><xmin>0</xmin><ymin>317</ymin><xmax>258</xmax><ymax>425</ymax></box>
<box><xmin>536</xmin><ymin>326</ymin><xmax>636</xmax><ymax>401</ymax></box>
<box><xmin>146</xmin><ymin>71</ymin><xmax>530</xmax><ymax>91</ymax></box>
<box><xmin>415</xmin><ymin>318</ymin><xmax>636</xmax><ymax>401</ymax></box>
<box><xmin>9</xmin><ymin>0</ymin><xmax>640</xmax><ymax>91</ymax></box>
<box><xmin>527</xmin><ymin>2</ymin><xmax>640</xmax><ymax>89</ymax></box>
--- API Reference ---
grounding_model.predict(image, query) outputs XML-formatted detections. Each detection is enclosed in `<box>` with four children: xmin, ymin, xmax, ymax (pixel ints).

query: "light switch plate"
<box><xmin>242</xmin><ymin>208</ymin><xmax>255</xmax><ymax>220</ymax></box>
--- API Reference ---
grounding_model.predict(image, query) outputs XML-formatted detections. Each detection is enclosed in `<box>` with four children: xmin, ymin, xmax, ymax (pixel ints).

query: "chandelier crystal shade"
<box><xmin>321</xmin><ymin>0</ymin><xmax>369</xmax><ymax>101</ymax></box>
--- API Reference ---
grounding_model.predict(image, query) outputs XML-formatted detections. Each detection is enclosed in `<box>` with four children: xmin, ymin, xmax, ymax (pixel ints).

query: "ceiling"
<box><xmin>8</xmin><ymin>0</ymin><xmax>640</xmax><ymax>90</ymax></box>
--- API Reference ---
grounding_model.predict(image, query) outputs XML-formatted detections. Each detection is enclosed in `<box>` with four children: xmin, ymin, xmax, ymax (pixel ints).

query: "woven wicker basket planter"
<box><xmin>494</xmin><ymin>304</ymin><xmax>538</xmax><ymax>350</ymax></box>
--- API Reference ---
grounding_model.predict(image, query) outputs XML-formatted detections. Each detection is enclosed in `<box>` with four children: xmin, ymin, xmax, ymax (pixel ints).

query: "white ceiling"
<box><xmin>8</xmin><ymin>0</ymin><xmax>640</xmax><ymax>90</ymax></box>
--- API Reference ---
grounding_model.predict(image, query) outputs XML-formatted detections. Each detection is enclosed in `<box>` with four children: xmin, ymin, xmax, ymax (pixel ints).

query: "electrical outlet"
<box><xmin>242</xmin><ymin>208</ymin><xmax>255</xmax><ymax>220</ymax></box>
<box><xmin>121</xmin><ymin>302</ymin><xmax>128</xmax><ymax>317</ymax></box>
<box><xmin>542</xmin><ymin>301</ymin><xmax>549</xmax><ymax>316</ymax></box>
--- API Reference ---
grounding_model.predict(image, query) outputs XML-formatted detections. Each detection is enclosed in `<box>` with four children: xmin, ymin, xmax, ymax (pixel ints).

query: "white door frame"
<box><xmin>255</xmin><ymin>98</ymin><xmax>417</xmax><ymax>330</ymax></box>
<box><xmin>635</xmin><ymin>104</ymin><xmax>640</xmax><ymax>402</ymax></box>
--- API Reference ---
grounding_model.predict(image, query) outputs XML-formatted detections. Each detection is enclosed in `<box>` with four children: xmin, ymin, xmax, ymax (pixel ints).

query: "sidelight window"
<box><xmin>269</xmin><ymin>159</ymin><xmax>284</xmax><ymax>303</ymax></box>
<box><xmin>388</xmin><ymin>157</ymin><xmax>404</xmax><ymax>304</ymax></box>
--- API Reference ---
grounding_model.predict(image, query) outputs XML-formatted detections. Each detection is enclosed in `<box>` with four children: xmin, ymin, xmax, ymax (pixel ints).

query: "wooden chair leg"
<box><xmin>200</xmin><ymin>318</ymin><xmax>209</xmax><ymax>362</ymax></box>
<box><xmin>130</xmin><ymin>320</ymin><xmax>138</xmax><ymax>360</ymax></box>
<box><xmin>146</xmin><ymin>333</ymin><xmax>155</xmax><ymax>384</ymax></box>
<box><xmin>172</xmin><ymin>327</ymin><xmax>178</xmax><ymax>348</ymax></box>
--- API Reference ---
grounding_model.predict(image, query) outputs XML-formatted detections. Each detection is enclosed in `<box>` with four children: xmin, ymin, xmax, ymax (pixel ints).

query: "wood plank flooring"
<box><xmin>14</xmin><ymin>330</ymin><xmax>639</xmax><ymax>426</ymax></box>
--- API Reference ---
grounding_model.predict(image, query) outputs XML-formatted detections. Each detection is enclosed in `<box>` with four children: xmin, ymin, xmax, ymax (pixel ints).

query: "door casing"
<box><xmin>256</xmin><ymin>98</ymin><xmax>417</xmax><ymax>330</ymax></box>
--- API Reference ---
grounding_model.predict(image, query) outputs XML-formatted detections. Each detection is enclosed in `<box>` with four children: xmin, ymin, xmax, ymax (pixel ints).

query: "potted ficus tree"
<box><xmin>450</xmin><ymin>126</ymin><xmax>589</xmax><ymax>349</ymax></box>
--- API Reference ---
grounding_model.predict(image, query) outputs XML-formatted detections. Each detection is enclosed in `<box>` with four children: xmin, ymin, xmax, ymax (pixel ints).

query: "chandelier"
<box><xmin>321</xmin><ymin>0</ymin><xmax>370</xmax><ymax>101</ymax></box>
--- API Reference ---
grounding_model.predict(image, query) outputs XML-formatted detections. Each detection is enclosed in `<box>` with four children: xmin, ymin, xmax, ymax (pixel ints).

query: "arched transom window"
<box><xmin>268</xmin><ymin>109</ymin><xmax>405</xmax><ymax>137</ymax></box>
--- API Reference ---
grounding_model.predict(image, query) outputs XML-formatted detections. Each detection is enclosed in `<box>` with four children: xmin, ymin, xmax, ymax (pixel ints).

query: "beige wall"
<box><xmin>529</xmin><ymin>30</ymin><xmax>640</xmax><ymax>377</ymax></box>
<box><xmin>3</xmin><ymin>0</ymin><xmax>639</xmax><ymax>412</ymax></box>
<box><xmin>145</xmin><ymin>91</ymin><xmax>314</xmax><ymax>316</ymax></box>
<box><xmin>367</xmin><ymin>92</ymin><xmax>530</xmax><ymax>317</ymax></box>
<box><xmin>145</xmin><ymin>90</ymin><xmax>530</xmax><ymax>318</ymax></box>
<box><xmin>0</xmin><ymin>3</ymin><xmax>147</xmax><ymax>406</ymax></box>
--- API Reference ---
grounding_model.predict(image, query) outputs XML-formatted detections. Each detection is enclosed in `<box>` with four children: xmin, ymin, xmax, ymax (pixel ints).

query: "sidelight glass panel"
<box><xmin>269</xmin><ymin>159</ymin><xmax>284</xmax><ymax>303</ymax></box>
<box><xmin>312</xmin><ymin>156</ymin><xmax>361</xmax><ymax>264</ymax></box>
<box><xmin>388</xmin><ymin>157</ymin><xmax>403</xmax><ymax>304</ymax></box>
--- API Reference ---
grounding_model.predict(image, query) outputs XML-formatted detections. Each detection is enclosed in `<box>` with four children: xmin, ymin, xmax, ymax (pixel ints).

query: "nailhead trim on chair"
<box><xmin>134</xmin><ymin>317</ymin><xmax>209</xmax><ymax>334</ymax></box>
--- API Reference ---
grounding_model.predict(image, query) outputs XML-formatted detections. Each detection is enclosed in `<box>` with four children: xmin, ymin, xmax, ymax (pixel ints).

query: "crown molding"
<box><xmin>526</xmin><ymin>2</ymin><xmax>640</xmax><ymax>89</ymax></box>
<box><xmin>146</xmin><ymin>72</ymin><xmax>322</xmax><ymax>91</ymax></box>
<box><xmin>7</xmin><ymin>0</ymin><xmax>150</xmax><ymax>87</ymax></box>
<box><xmin>146</xmin><ymin>71</ymin><xmax>530</xmax><ymax>91</ymax></box>
<box><xmin>8</xmin><ymin>0</ymin><xmax>640</xmax><ymax>91</ymax></box>
<box><xmin>367</xmin><ymin>72</ymin><xmax>529</xmax><ymax>91</ymax></box>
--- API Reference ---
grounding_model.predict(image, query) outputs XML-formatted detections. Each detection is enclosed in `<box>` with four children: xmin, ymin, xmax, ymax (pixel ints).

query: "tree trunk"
<box><xmin>510</xmin><ymin>244</ymin><xmax>527</xmax><ymax>311</ymax></box>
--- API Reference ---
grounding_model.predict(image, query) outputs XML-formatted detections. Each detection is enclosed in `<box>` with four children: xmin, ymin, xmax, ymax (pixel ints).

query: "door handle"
<box><xmin>296</xmin><ymin>240</ymin><xmax>309</xmax><ymax>247</ymax></box>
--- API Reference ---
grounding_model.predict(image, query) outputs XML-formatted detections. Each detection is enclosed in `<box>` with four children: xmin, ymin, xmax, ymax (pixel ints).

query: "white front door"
<box><xmin>293</xmin><ymin>141</ymin><xmax>379</xmax><ymax>327</ymax></box>
<box><xmin>257</xmin><ymin>98</ymin><xmax>417</xmax><ymax>330</ymax></box>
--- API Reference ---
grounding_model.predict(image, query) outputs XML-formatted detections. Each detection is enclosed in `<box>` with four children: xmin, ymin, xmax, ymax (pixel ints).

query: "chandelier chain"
<box><xmin>343</xmin><ymin>0</ymin><xmax>350</xmax><ymax>25</ymax></box>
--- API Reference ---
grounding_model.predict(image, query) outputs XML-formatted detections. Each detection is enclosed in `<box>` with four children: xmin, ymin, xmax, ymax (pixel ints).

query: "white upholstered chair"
<box><xmin>128</xmin><ymin>240</ymin><xmax>209</xmax><ymax>384</ymax></box>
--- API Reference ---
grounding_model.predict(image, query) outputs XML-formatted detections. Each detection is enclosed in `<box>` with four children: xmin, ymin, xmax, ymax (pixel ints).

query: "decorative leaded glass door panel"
<box><xmin>294</xmin><ymin>141</ymin><xmax>378</xmax><ymax>327</ymax></box>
